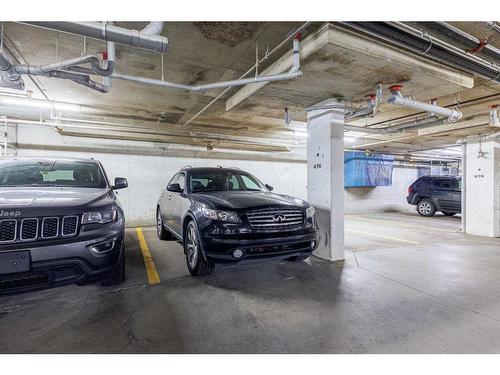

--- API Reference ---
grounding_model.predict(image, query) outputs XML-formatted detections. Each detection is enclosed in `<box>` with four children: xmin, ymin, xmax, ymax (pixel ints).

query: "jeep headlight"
<box><xmin>202</xmin><ymin>208</ymin><xmax>241</xmax><ymax>224</ymax></box>
<box><xmin>82</xmin><ymin>207</ymin><xmax>117</xmax><ymax>224</ymax></box>
<box><xmin>306</xmin><ymin>206</ymin><xmax>316</xmax><ymax>219</ymax></box>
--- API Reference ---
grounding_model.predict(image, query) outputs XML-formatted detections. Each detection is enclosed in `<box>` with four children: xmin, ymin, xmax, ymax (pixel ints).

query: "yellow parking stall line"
<box><xmin>347</xmin><ymin>229</ymin><xmax>420</xmax><ymax>245</ymax></box>
<box><xmin>348</xmin><ymin>215</ymin><xmax>456</xmax><ymax>233</ymax></box>
<box><xmin>136</xmin><ymin>227</ymin><xmax>161</xmax><ymax>285</ymax></box>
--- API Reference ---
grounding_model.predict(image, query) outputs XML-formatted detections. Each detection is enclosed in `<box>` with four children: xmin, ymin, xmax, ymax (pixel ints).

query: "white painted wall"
<box><xmin>14</xmin><ymin>124</ymin><xmax>419</xmax><ymax>226</ymax></box>
<box><xmin>344</xmin><ymin>166</ymin><xmax>418</xmax><ymax>214</ymax></box>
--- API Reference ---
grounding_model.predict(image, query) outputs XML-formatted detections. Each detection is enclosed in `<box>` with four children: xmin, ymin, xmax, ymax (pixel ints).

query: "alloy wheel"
<box><xmin>419</xmin><ymin>202</ymin><xmax>432</xmax><ymax>215</ymax></box>
<box><xmin>186</xmin><ymin>226</ymin><xmax>199</xmax><ymax>269</ymax></box>
<box><xmin>157</xmin><ymin>211</ymin><xmax>163</xmax><ymax>236</ymax></box>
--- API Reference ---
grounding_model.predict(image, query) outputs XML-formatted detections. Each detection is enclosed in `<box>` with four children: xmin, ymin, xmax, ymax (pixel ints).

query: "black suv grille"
<box><xmin>0</xmin><ymin>220</ymin><xmax>17</xmax><ymax>243</ymax></box>
<box><xmin>62</xmin><ymin>216</ymin><xmax>79</xmax><ymax>236</ymax></box>
<box><xmin>21</xmin><ymin>218</ymin><xmax>38</xmax><ymax>241</ymax></box>
<box><xmin>246</xmin><ymin>208</ymin><xmax>304</xmax><ymax>231</ymax></box>
<box><xmin>0</xmin><ymin>216</ymin><xmax>80</xmax><ymax>243</ymax></box>
<box><xmin>42</xmin><ymin>217</ymin><xmax>59</xmax><ymax>238</ymax></box>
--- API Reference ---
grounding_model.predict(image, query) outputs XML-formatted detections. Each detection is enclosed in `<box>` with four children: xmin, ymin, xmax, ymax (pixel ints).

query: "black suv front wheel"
<box><xmin>417</xmin><ymin>199</ymin><xmax>437</xmax><ymax>217</ymax></box>
<box><xmin>184</xmin><ymin>221</ymin><xmax>214</xmax><ymax>277</ymax></box>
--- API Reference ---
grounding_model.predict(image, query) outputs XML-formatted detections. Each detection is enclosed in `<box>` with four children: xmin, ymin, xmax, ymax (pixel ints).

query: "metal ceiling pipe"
<box><xmin>387</xmin><ymin>85</ymin><xmax>462</xmax><ymax>122</ymax></box>
<box><xmin>23</xmin><ymin>22</ymin><xmax>169</xmax><ymax>53</ymax></box>
<box><xmin>112</xmin><ymin>34</ymin><xmax>302</xmax><ymax>92</ymax></box>
<box><xmin>343</xmin><ymin>124</ymin><xmax>402</xmax><ymax>134</ymax></box>
<box><xmin>341</xmin><ymin>22</ymin><xmax>500</xmax><ymax>83</ymax></box>
<box><xmin>411</xmin><ymin>22</ymin><xmax>500</xmax><ymax>64</ymax></box>
<box><xmin>12</xmin><ymin>54</ymin><xmax>114</xmax><ymax>77</ymax></box>
<box><xmin>345</xmin><ymin>82</ymin><xmax>383</xmax><ymax>121</ymax></box>
<box><xmin>0</xmin><ymin>54</ymin><xmax>25</xmax><ymax>90</ymax></box>
<box><xmin>486</xmin><ymin>22</ymin><xmax>500</xmax><ymax>34</ymax></box>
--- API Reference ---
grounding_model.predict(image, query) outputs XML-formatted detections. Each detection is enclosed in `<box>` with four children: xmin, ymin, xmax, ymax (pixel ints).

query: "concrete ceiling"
<box><xmin>1</xmin><ymin>21</ymin><xmax>499</xmax><ymax>156</ymax></box>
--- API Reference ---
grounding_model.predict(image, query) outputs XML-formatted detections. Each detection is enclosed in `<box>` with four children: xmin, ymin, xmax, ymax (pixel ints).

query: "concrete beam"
<box><xmin>226</xmin><ymin>23</ymin><xmax>474</xmax><ymax>112</ymax></box>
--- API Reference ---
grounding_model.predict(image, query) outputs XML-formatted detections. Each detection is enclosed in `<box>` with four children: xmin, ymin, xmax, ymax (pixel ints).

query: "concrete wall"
<box><xmin>14</xmin><ymin>124</ymin><xmax>418</xmax><ymax>226</ymax></box>
<box><xmin>345</xmin><ymin>165</ymin><xmax>418</xmax><ymax>214</ymax></box>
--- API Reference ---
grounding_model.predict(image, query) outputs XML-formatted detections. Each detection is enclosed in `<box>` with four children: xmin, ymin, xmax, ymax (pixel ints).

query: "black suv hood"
<box><xmin>192</xmin><ymin>190</ymin><xmax>309</xmax><ymax>211</ymax></box>
<box><xmin>0</xmin><ymin>187</ymin><xmax>114</xmax><ymax>216</ymax></box>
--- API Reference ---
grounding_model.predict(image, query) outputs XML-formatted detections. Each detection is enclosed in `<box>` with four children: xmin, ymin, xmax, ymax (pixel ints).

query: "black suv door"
<box><xmin>431</xmin><ymin>178</ymin><xmax>460</xmax><ymax>212</ymax></box>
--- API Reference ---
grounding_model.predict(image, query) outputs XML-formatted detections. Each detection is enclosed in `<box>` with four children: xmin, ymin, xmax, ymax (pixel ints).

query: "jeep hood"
<box><xmin>192</xmin><ymin>191</ymin><xmax>308</xmax><ymax>210</ymax></box>
<box><xmin>0</xmin><ymin>187</ymin><xmax>112</xmax><ymax>210</ymax></box>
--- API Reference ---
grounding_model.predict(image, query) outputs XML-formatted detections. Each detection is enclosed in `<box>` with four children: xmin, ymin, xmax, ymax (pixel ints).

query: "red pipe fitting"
<box><xmin>101</xmin><ymin>51</ymin><xmax>108</xmax><ymax>61</ymax></box>
<box><xmin>294</xmin><ymin>32</ymin><xmax>302</xmax><ymax>41</ymax></box>
<box><xmin>389</xmin><ymin>85</ymin><xmax>403</xmax><ymax>92</ymax></box>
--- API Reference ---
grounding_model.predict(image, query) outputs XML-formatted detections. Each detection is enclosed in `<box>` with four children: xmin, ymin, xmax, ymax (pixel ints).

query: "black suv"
<box><xmin>156</xmin><ymin>167</ymin><xmax>319</xmax><ymax>276</ymax></box>
<box><xmin>407</xmin><ymin>176</ymin><xmax>461</xmax><ymax>217</ymax></box>
<box><xmin>0</xmin><ymin>158</ymin><xmax>128</xmax><ymax>293</ymax></box>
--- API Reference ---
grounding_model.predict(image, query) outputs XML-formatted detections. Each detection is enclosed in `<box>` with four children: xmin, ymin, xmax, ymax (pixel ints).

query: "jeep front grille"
<box><xmin>245</xmin><ymin>208</ymin><xmax>304</xmax><ymax>231</ymax></box>
<box><xmin>0</xmin><ymin>219</ymin><xmax>17</xmax><ymax>243</ymax></box>
<box><xmin>0</xmin><ymin>216</ymin><xmax>80</xmax><ymax>243</ymax></box>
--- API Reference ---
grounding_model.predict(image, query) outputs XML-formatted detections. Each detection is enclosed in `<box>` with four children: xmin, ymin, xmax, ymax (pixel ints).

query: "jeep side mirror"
<box><xmin>113</xmin><ymin>177</ymin><xmax>128</xmax><ymax>190</ymax></box>
<box><xmin>265</xmin><ymin>184</ymin><xmax>274</xmax><ymax>191</ymax></box>
<box><xmin>167</xmin><ymin>183</ymin><xmax>183</xmax><ymax>193</ymax></box>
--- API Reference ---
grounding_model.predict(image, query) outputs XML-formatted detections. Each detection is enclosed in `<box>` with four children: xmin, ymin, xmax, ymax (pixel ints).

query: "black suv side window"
<box><xmin>432</xmin><ymin>179</ymin><xmax>453</xmax><ymax>190</ymax></box>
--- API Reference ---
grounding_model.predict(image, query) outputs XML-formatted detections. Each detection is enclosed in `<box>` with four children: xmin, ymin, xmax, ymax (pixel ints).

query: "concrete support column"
<box><xmin>464</xmin><ymin>138</ymin><xmax>500</xmax><ymax>237</ymax></box>
<box><xmin>307</xmin><ymin>100</ymin><xmax>345</xmax><ymax>261</ymax></box>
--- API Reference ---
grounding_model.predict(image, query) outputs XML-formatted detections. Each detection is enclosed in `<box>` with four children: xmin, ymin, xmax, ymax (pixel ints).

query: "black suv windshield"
<box><xmin>189</xmin><ymin>171</ymin><xmax>265</xmax><ymax>193</ymax></box>
<box><xmin>0</xmin><ymin>160</ymin><xmax>107</xmax><ymax>188</ymax></box>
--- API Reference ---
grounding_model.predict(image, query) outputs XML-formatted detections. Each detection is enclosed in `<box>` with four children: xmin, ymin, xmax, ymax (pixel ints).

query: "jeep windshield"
<box><xmin>189</xmin><ymin>171</ymin><xmax>266</xmax><ymax>193</ymax></box>
<box><xmin>0</xmin><ymin>160</ymin><xmax>107</xmax><ymax>188</ymax></box>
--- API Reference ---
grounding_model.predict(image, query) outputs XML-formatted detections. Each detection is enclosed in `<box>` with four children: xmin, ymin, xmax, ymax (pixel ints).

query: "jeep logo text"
<box><xmin>0</xmin><ymin>210</ymin><xmax>21</xmax><ymax>218</ymax></box>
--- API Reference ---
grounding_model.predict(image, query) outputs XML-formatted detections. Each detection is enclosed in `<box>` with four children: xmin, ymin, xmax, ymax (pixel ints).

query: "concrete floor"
<box><xmin>1</xmin><ymin>212</ymin><xmax>500</xmax><ymax>353</ymax></box>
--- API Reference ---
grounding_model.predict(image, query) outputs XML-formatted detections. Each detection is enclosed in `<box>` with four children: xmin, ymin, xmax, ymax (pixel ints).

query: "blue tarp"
<box><xmin>344</xmin><ymin>151</ymin><xmax>394</xmax><ymax>188</ymax></box>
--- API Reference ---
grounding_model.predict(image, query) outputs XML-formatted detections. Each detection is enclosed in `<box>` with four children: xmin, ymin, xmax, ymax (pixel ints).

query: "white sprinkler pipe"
<box><xmin>387</xmin><ymin>85</ymin><xmax>463</xmax><ymax>122</ymax></box>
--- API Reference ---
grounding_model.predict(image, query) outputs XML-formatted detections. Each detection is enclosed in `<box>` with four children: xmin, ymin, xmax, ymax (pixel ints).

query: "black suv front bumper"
<box><xmin>0</xmin><ymin>219</ymin><xmax>124</xmax><ymax>294</ymax></box>
<box><xmin>202</xmin><ymin>228</ymin><xmax>319</xmax><ymax>263</ymax></box>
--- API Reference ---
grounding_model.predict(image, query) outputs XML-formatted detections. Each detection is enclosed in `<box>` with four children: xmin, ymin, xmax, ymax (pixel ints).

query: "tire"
<box><xmin>442</xmin><ymin>211</ymin><xmax>457</xmax><ymax>216</ymax></box>
<box><xmin>287</xmin><ymin>254</ymin><xmax>310</xmax><ymax>262</ymax></box>
<box><xmin>157</xmin><ymin>208</ymin><xmax>175</xmax><ymax>240</ymax></box>
<box><xmin>417</xmin><ymin>199</ymin><xmax>437</xmax><ymax>217</ymax></box>
<box><xmin>184</xmin><ymin>221</ymin><xmax>214</xmax><ymax>277</ymax></box>
<box><xmin>101</xmin><ymin>245</ymin><xmax>125</xmax><ymax>286</ymax></box>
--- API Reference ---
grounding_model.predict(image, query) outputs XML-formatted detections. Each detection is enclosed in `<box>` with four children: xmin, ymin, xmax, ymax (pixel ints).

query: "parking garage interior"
<box><xmin>1</xmin><ymin>9</ymin><xmax>500</xmax><ymax>362</ymax></box>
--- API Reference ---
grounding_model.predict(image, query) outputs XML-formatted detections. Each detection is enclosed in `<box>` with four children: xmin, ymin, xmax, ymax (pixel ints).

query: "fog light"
<box><xmin>233</xmin><ymin>249</ymin><xmax>244</xmax><ymax>259</ymax></box>
<box><xmin>310</xmin><ymin>241</ymin><xmax>316</xmax><ymax>249</ymax></box>
<box><xmin>89</xmin><ymin>239</ymin><xmax>116</xmax><ymax>254</ymax></box>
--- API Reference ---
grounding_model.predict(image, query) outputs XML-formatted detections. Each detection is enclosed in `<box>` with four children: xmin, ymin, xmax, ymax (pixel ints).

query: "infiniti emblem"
<box><xmin>272</xmin><ymin>214</ymin><xmax>286</xmax><ymax>223</ymax></box>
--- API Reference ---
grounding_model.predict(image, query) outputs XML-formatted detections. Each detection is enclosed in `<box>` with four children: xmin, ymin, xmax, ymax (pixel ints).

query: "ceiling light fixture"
<box><xmin>0</xmin><ymin>96</ymin><xmax>82</xmax><ymax>112</ymax></box>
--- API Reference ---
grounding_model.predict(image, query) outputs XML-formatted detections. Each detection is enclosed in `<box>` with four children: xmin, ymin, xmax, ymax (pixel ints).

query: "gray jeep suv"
<box><xmin>0</xmin><ymin>158</ymin><xmax>128</xmax><ymax>294</ymax></box>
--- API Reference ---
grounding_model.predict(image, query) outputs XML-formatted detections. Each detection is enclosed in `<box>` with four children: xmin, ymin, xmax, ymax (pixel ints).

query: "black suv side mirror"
<box><xmin>113</xmin><ymin>177</ymin><xmax>128</xmax><ymax>190</ymax></box>
<box><xmin>167</xmin><ymin>183</ymin><xmax>183</xmax><ymax>193</ymax></box>
<box><xmin>265</xmin><ymin>184</ymin><xmax>274</xmax><ymax>191</ymax></box>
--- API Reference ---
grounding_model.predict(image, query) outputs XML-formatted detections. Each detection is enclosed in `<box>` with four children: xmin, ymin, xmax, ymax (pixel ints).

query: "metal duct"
<box><xmin>23</xmin><ymin>22</ymin><xmax>169</xmax><ymax>53</ymax></box>
<box><xmin>341</xmin><ymin>22</ymin><xmax>500</xmax><ymax>83</ymax></box>
<box><xmin>141</xmin><ymin>22</ymin><xmax>164</xmax><ymax>36</ymax></box>
<box><xmin>0</xmin><ymin>54</ymin><xmax>25</xmax><ymax>90</ymax></box>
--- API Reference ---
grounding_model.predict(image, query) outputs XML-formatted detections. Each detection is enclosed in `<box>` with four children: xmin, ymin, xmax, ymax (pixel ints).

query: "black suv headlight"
<box><xmin>82</xmin><ymin>207</ymin><xmax>117</xmax><ymax>224</ymax></box>
<box><xmin>202</xmin><ymin>208</ymin><xmax>241</xmax><ymax>224</ymax></box>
